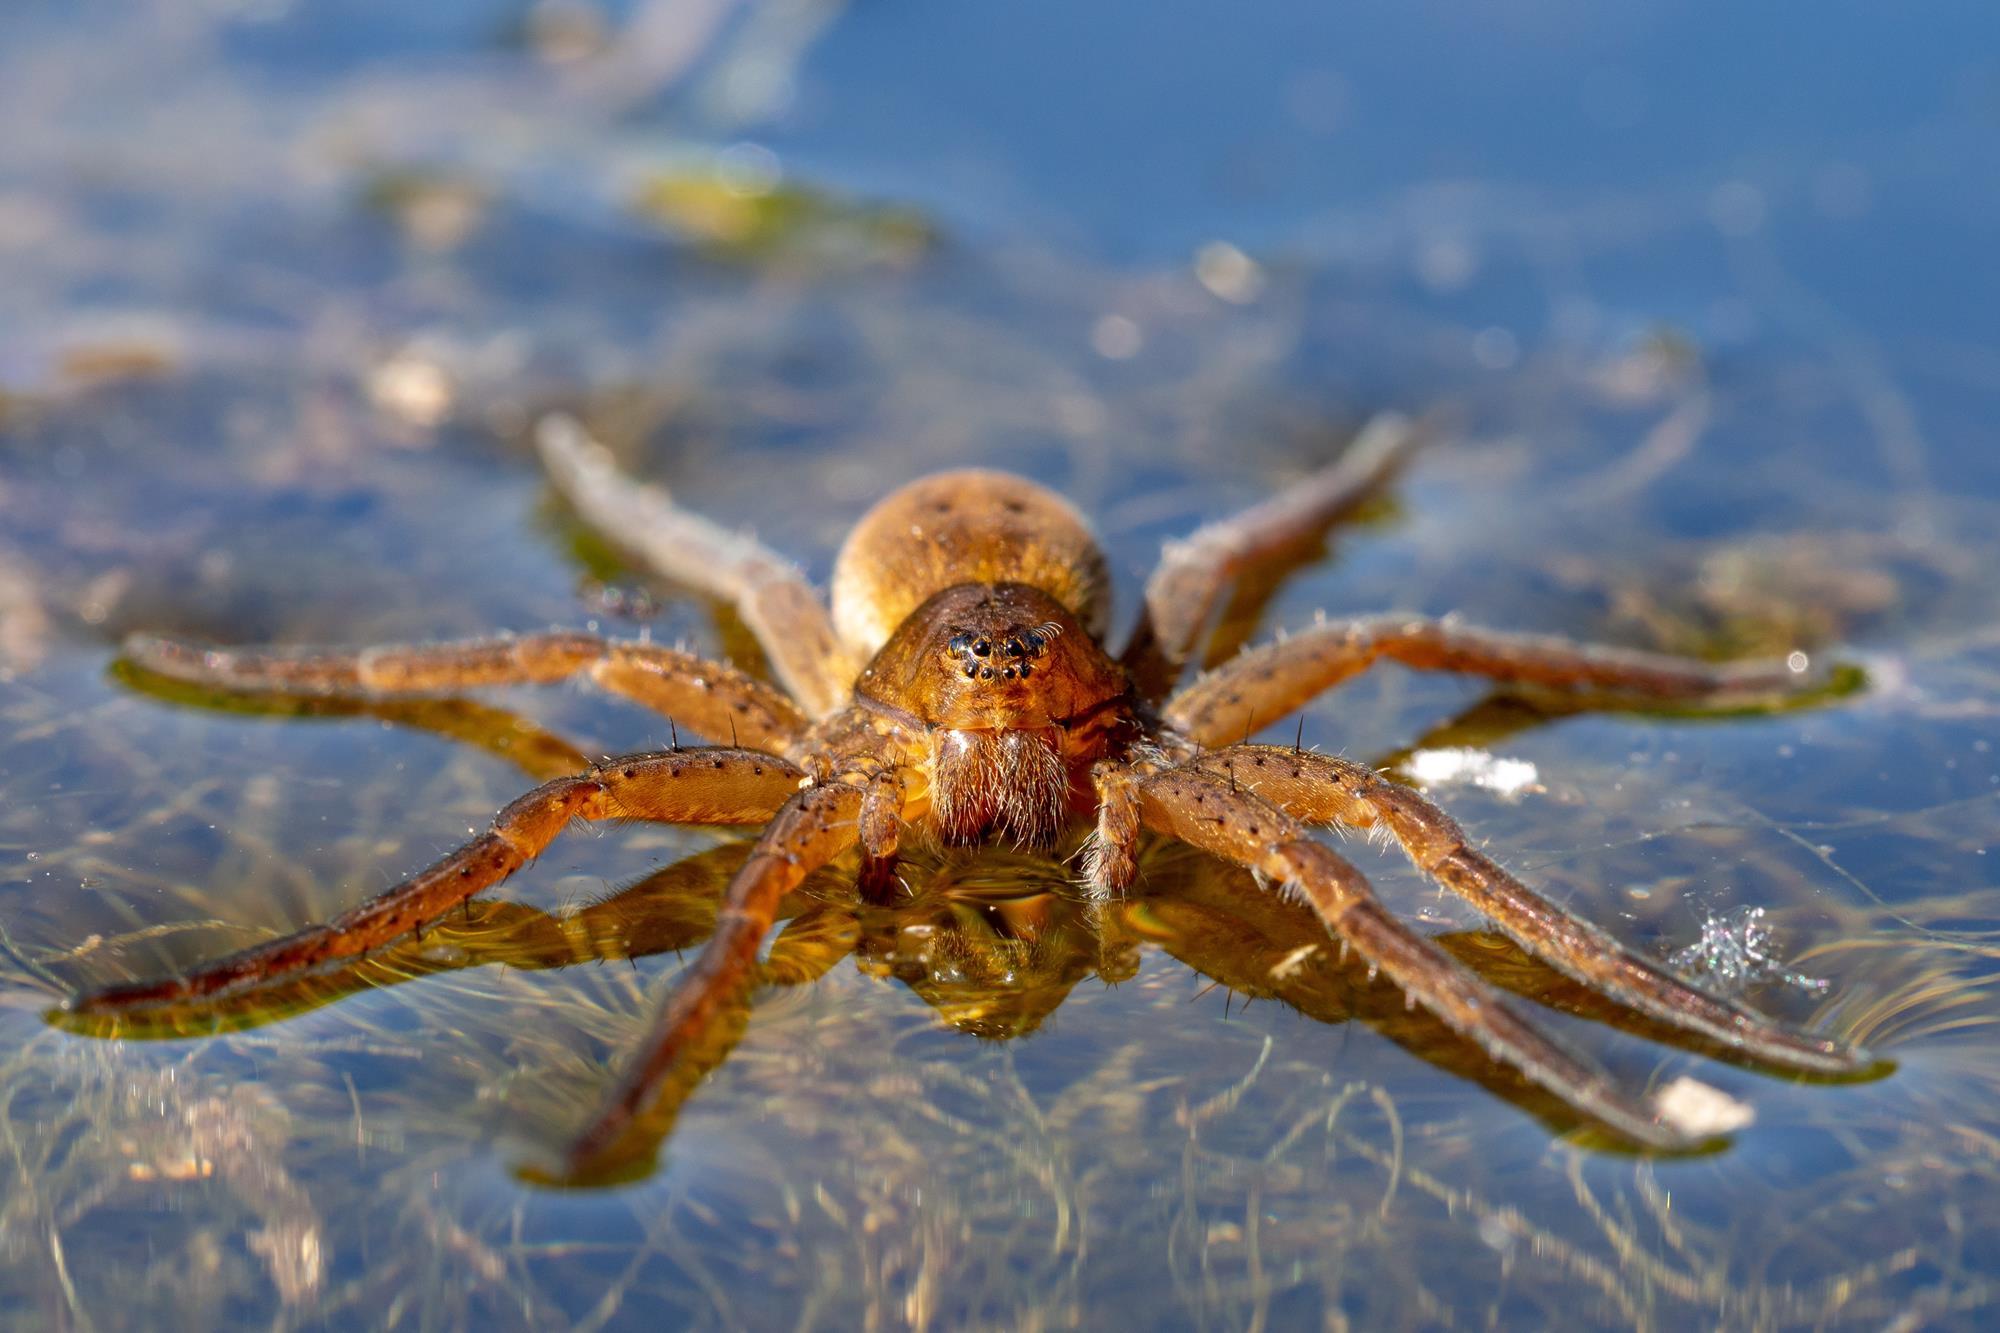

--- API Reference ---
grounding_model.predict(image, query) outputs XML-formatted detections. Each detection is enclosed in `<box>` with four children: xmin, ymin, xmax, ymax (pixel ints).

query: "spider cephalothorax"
<box><xmin>855</xmin><ymin>582</ymin><xmax>1130</xmax><ymax>845</ymax></box>
<box><xmin>943</xmin><ymin>618</ymin><xmax>1063</xmax><ymax>681</ymax></box>
<box><xmin>62</xmin><ymin>413</ymin><xmax>1870</xmax><ymax>1183</ymax></box>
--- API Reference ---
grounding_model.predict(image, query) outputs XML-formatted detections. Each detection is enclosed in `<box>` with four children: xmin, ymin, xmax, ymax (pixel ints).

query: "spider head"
<box><xmin>942</xmin><ymin>620</ymin><xmax>1062</xmax><ymax>684</ymax></box>
<box><xmin>858</xmin><ymin>582</ymin><xmax>1128</xmax><ymax>733</ymax></box>
<box><xmin>856</xmin><ymin>582</ymin><xmax>1132</xmax><ymax>844</ymax></box>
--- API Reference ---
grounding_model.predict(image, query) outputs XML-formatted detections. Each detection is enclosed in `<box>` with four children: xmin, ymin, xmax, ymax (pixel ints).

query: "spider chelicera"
<box><xmin>63</xmin><ymin>414</ymin><xmax>1869</xmax><ymax>1183</ymax></box>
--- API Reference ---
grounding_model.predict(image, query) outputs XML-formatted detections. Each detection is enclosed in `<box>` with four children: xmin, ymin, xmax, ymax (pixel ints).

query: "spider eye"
<box><xmin>972</xmin><ymin>640</ymin><xmax>991</xmax><ymax>657</ymax></box>
<box><xmin>947</xmin><ymin>632</ymin><xmax>972</xmax><ymax>654</ymax></box>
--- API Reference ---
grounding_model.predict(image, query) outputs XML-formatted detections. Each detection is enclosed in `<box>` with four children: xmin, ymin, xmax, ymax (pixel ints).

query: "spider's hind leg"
<box><xmin>1122</xmin><ymin>412</ymin><xmax>1427</xmax><ymax>701</ymax></box>
<box><xmin>538</xmin><ymin>415</ymin><xmax>857</xmax><ymax>718</ymax></box>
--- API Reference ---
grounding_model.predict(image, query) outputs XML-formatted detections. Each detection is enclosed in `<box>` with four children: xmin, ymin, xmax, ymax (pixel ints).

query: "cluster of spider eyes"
<box><xmin>946</xmin><ymin>623</ymin><xmax>1063</xmax><ymax>682</ymax></box>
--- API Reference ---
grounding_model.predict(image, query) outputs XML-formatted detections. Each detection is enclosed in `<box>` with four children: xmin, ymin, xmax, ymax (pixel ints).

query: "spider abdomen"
<box><xmin>830</xmin><ymin>471</ymin><xmax>1112</xmax><ymax>659</ymax></box>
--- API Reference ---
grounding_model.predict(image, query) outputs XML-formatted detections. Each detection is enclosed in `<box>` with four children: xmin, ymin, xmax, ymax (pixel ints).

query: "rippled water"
<box><xmin>4</xmin><ymin>2</ymin><xmax>2000</xmax><ymax>1327</ymax></box>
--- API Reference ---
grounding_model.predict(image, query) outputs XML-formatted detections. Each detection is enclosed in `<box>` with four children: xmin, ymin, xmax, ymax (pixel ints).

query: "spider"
<box><xmin>64</xmin><ymin>413</ymin><xmax>1869</xmax><ymax>1183</ymax></box>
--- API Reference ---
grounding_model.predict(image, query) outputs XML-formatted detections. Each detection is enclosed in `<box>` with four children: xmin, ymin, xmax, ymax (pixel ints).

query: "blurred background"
<box><xmin>3</xmin><ymin>1</ymin><xmax>2000</xmax><ymax>1327</ymax></box>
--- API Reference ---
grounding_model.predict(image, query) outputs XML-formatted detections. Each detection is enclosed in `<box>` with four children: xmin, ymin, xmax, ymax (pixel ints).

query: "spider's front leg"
<box><xmin>1166</xmin><ymin>615</ymin><xmax>1852</xmax><ymax>746</ymax></box>
<box><xmin>125</xmin><ymin>629</ymin><xmax>805</xmax><ymax>753</ymax></box>
<box><xmin>560</xmin><ymin>777</ymin><xmax>864</xmax><ymax>1180</ymax></box>
<box><xmin>1192</xmin><ymin>745</ymin><xmax>1869</xmax><ymax>1074</ymax></box>
<box><xmin>65</xmin><ymin>748</ymin><xmax>806</xmax><ymax>1014</ymax></box>
<box><xmin>1115</xmin><ymin>764</ymin><xmax>1708</xmax><ymax>1148</ymax></box>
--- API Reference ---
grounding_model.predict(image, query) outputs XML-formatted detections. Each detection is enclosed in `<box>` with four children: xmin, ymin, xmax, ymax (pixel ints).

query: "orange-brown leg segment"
<box><xmin>538</xmin><ymin>414</ymin><xmax>856</xmax><ymax>719</ymax></box>
<box><xmin>1122</xmin><ymin>413</ymin><xmax>1425</xmax><ymax>702</ymax></box>
<box><xmin>1190</xmin><ymin>745</ymin><xmax>1868</xmax><ymax>1074</ymax></box>
<box><xmin>561</xmin><ymin>779</ymin><xmax>864</xmax><ymax>1180</ymax></box>
<box><xmin>1166</xmin><ymin>615</ymin><xmax>1837</xmax><ymax>747</ymax></box>
<box><xmin>1126</xmin><ymin>765</ymin><xmax>1698</xmax><ymax>1148</ymax></box>
<box><xmin>66</xmin><ymin>748</ymin><xmax>807</xmax><ymax>1014</ymax></box>
<box><xmin>116</xmin><ymin>653</ymin><xmax>594</xmax><ymax>783</ymax></box>
<box><xmin>125</xmin><ymin>628</ymin><xmax>805</xmax><ymax>751</ymax></box>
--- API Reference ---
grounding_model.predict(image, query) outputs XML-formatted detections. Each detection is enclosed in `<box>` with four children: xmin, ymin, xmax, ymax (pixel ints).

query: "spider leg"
<box><xmin>1191</xmin><ymin>745</ymin><xmax>1869</xmax><ymax>1074</ymax></box>
<box><xmin>1132</xmin><ymin>764</ymin><xmax>1701</xmax><ymax>1149</ymax></box>
<box><xmin>561</xmin><ymin>778</ymin><xmax>864</xmax><ymax>1180</ymax></box>
<box><xmin>116</xmin><ymin>656</ymin><xmax>592</xmax><ymax>782</ymax></box>
<box><xmin>538</xmin><ymin>414</ymin><xmax>856</xmax><ymax>718</ymax></box>
<box><xmin>1166</xmin><ymin>615</ymin><xmax>1848</xmax><ymax>747</ymax></box>
<box><xmin>1122</xmin><ymin>412</ymin><xmax>1426</xmax><ymax>701</ymax></box>
<box><xmin>65</xmin><ymin>748</ymin><xmax>806</xmax><ymax>1014</ymax></box>
<box><xmin>125</xmin><ymin>628</ymin><xmax>805</xmax><ymax>752</ymax></box>
<box><xmin>52</xmin><ymin>842</ymin><xmax>828</xmax><ymax>1038</ymax></box>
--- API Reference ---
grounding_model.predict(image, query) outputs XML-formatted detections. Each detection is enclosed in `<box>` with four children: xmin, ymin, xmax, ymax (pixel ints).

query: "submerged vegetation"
<box><xmin>630</xmin><ymin>161</ymin><xmax>933</xmax><ymax>267</ymax></box>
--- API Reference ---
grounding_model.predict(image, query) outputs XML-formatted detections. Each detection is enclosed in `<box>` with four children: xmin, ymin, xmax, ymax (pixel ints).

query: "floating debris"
<box><xmin>1398</xmin><ymin>747</ymin><xmax>1542</xmax><ymax>799</ymax></box>
<box><xmin>1668</xmin><ymin>905</ymin><xmax>1829</xmax><ymax>997</ymax></box>
<box><xmin>360</xmin><ymin>169</ymin><xmax>491</xmax><ymax>252</ymax></box>
<box><xmin>1193</xmin><ymin>240</ymin><xmax>1265</xmax><ymax>304</ymax></box>
<box><xmin>1267</xmin><ymin>942</ymin><xmax>1318</xmax><ymax>982</ymax></box>
<box><xmin>368</xmin><ymin>349</ymin><xmax>455</xmax><ymax>431</ymax></box>
<box><xmin>630</xmin><ymin>158</ymin><xmax>932</xmax><ymax>267</ymax></box>
<box><xmin>1655</xmin><ymin>1075</ymin><xmax>1755</xmax><ymax>1136</ymax></box>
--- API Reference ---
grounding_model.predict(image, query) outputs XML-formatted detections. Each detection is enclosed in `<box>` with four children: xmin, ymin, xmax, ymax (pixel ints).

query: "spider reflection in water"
<box><xmin>59</xmin><ymin>414</ymin><xmax>1874</xmax><ymax>1184</ymax></box>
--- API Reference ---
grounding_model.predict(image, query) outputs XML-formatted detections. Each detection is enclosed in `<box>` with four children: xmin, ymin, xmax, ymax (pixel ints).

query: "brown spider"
<box><xmin>64</xmin><ymin>414</ymin><xmax>1869</xmax><ymax>1182</ymax></box>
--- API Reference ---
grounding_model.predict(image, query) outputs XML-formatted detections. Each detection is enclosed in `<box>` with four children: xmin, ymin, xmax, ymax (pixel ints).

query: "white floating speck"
<box><xmin>1090</xmin><ymin>314</ymin><xmax>1143</xmax><ymax>360</ymax></box>
<box><xmin>1399</xmin><ymin>747</ymin><xmax>1542</xmax><ymax>799</ymax></box>
<box><xmin>368</xmin><ymin>351</ymin><xmax>453</xmax><ymax>429</ymax></box>
<box><xmin>1655</xmin><ymin>1075</ymin><xmax>1755</xmax><ymax>1136</ymax></box>
<box><xmin>1193</xmin><ymin>241</ymin><xmax>1265</xmax><ymax>304</ymax></box>
<box><xmin>1268</xmin><ymin>942</ymin><xmax>1318</xmax><ymax>982</ymax></box>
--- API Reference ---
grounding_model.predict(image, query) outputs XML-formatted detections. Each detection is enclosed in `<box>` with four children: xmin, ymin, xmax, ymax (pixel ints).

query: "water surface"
<box><xmin>3</xmin><ymin>2</ymin><xmax>1999</xmax><ymax>1327</ymax></box>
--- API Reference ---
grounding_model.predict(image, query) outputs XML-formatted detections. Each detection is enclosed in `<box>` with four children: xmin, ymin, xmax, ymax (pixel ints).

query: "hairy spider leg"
<box><xmin>1122</xmin><ymin>412</ymin><xmax>1426</xmax><ymax>701</ymax></box>
<box><xmin>538</xmin><ymin>414</ymin><xmax>855</xmax><ymax>719</ymax></box>
<box><xmin>67</xmin><ymin>748</ymin><xmax>805</xmax><ymax>1014</ymax></box>
<box><xmin>125</xmin><ymin>629</ymin><xmax>806</xmax><ymax>753</ymax></box>
<box><xmin>1165</xmin><ymin>615</ymin><xmax>1836</xmax><ymax>748</ymax></box>
<box><xmin>1123</xmin><ymin>765</ymin><xmax>1701</xmax><ymax>1149</ymax></box>
<box><xmin>116</xmin><ymin>657</ymin><xmax>594</xmax><ymax>783</ymax></box>
<box><xmin>562</xmin><ymin>779</ymin><xmax>864</xmax><ymax>1180</ymax></box>
<box><xmin>1191</xmin><ymin>745</ymin><xmax>1868</xmax><ymax>1074</ymax></box>
<box><xmin>58</xmin><ymin>844</ymin><xmax>853</xmax><ymax>1040</ymax></box>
